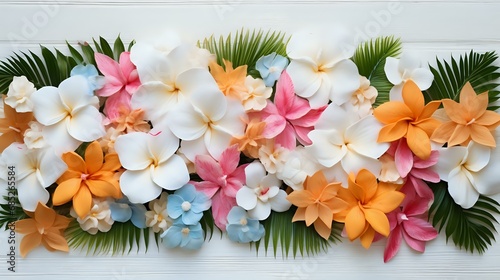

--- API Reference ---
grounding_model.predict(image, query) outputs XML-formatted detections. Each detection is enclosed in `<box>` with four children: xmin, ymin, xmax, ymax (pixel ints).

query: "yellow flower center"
<box><xmin>240</xmin><ymin>217</ymin><xmax>248</xmax><ymax>226</ymax></box>
<box><xmin>181</xmin><ymin>227</ymin><xmax>190</xmax><ymax>235</ymax></box>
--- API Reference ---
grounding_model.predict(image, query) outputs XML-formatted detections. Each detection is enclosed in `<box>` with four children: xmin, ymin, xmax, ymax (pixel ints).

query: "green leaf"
<box><xmin>113</xmin><ymin>36</ymin><xmax>126</xmax><ymax>61</ymax></box>
<box><xmin>425</xmin><ymin>50</ymin><xmax>500</xmax><ymax>110</ymax></box>
<box><xmin>198</xmin><ymin>29</ymin><xmax>288</xmax><ymax>75</ymax></box>
<box><xmin>0</xmin><ymin>188</ymin><xmax>28</xmax><ymax>230</ymax></box>
<box><xmin>65</xmin><ymin>220</ymin><xmax>156</xmax><ymax>255</ymax></box>
<box><xmin>0</xmin><ymin>45</ymin><xmax>76</xmax><ymax>93</ymax></box>
<box><xmin>429</xmin><ymin>181</ymin><xmax>500</xmax><ymax>254</ymax></box>
<box><xmin>79</xmin><ymin>42</ymin><xmax>96</xmax><ymax>65</ymax></box>
<box><xmin>254</xmin><ymin>207</ymin><xmax>342</xmax><ymax>258</ymax></box>
<box><xmin>99</xmin><ymin>36</ymin><xmax>115</xmax><ymax>59</ymax></box>
<box><xmin>352</xmin><ymin>36</ymin><xmax>402</xmax><ymax>106</ymax></box>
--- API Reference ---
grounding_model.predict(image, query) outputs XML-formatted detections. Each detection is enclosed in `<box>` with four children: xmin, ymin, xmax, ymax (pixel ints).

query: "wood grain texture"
<box><xmin>1</xmin><ymin>1</ymin><xmax>500</xmax><ymax>279</ymax></box>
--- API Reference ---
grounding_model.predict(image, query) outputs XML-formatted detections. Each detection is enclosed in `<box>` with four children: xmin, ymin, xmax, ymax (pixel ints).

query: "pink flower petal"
<box><xmin>293</xmin><ymin>124</ymin><xmax>314</xmax><ymax>145</ymax></box>
<box><xmin>103</xmin><ymin>89</ymin><xmax>132</xmax><ymax>120</ymax></box>
<box><xmin>403</xmin><ymin>217</ymin><xmax>438</xmax><ymax>241</ymax></box>
<box><xmin>402</xmin><ymin>230</ymin><xmax>426</xmax><ymax>252</ymax></box>
<box><xmin>403</xmin><ymin>195</ymin><xmax>432</xmax><ymax>216</ymax></box>
<box><xmin>289</xmin><ymin>105</ymin><xmax>326</xmax><ymax>127</ymax></box>
<box><xmin>193</xmin><ymin>181</ymin><xmax>220</xmax><ymax>199</ymax></box>
<box><xmin>384</xmin><ymin>225</ymin><xmax>402</xmax><ymax>263</ymax></box>
<box><xmin>118</xmin><ymin>52</ymin><xmax>135</xmax><ymax>78</ymax></box>
<box><xmin>413</xmin><ymin>150</ymin><xmax>439</xmax><ymax>169</ymax></box>
<box><xmin>274</xmin><ymin>71</ymin><xmax>298</xmax><ymax>117</ymax></box>
<box><xmin>395</xmin><ymin>139</ymin><xmax>413</xmax><ymax>177</ymax></box>
<box><xmin>224</xmin><ymin>164</ymin><xmax>247</xmax><ymax>197</ymax></box>
<box><xmin>95</xmin><ymin>53</ymin><xmax>126</xmax><ymax>85</ymax></box>
<box><xmin>97</xmin><ymin>80</ymin><xmax>124</xmax><ymax>97</ymax></box>
<box><xmin>410</xmin><ymin>168</ymin><xmax>440</xmax><ymax>183</ymax></box>
<box><xmin>211</xmin><ymin>192</ymin><xmax>237</xmax><ymax>231</ymax></box>
<box><xmin>409</xmin><ymin>176</ymin><xmax>434</xmax><ymax>200</ymax></box>
<box><xmin>195</xmin><ymin>154</ymin><xmax>224</xmax><ymax>184</ymax></box>
<box><xmin>274</xmin><ymin>123</ymin><xmax>297</xmax><ymax>150</ymax></box>
<box><xmin>219</xmin><ymin>145</ymin><xmax>240</xmax><ymax>175</ymax></box>
<box><xmin>262</xmin><ymin>114</ymin><xmax>287</xmax><ymax>138</ymax></box>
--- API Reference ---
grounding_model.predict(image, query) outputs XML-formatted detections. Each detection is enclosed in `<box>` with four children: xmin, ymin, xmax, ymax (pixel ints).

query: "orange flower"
<box><xmin>333</xmin><ymin>169</ymin><xmax>404</xmax><ymax>249</ymax></box>
<box><xmin>231</xmin><ymin>119</ymin><xmax>267</xmax><ymax>158</ymax></box>
<box><xmin>431</xmin><ymin>82</ymin><xmax>500</xmax><ymax>147</ymax></box>
<box><xmin>15</xmin><ymin>202</ymin><xmax>72</xmax><ymax>257</ymax></box>
<box><xmin>373</xmin><ymin>80</ymin><xmax>441</xmax><ymax>159</ymax></box>
<box><xmin>287</xmin><ymin>171</ymin><xmax>349</xmax><ymax>240</ymax></box>
<box><xmin>209</xmin><ymin>59</ymin><xmax>248</xmax><ymax>99</ymax></box>
<box><xmin>54</xmin><ymin>141</ymin><xmax>122</xmax><ymax>218</ymax></box>
<box><xmin>0</xmin><ymin>97</ymin><xmax>33</xmax><ymax>152</ymax></box>
<box><xmin>112</xmin><ymin>107</ymin><xmax>151</xmax><ymax>133</ymax></box>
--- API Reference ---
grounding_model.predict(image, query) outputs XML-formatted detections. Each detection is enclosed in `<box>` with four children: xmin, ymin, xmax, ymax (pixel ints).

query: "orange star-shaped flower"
<box><xmin>287</xmin><ymin>171</ymin><xmax>349</xmax><ymax>240</ymax></box>
<box><xmin>231</xmin><ymin>118</ymin><xmax>267</xmax><ymax>158</ymax></box>
<box><xmin>15</xmin><ymin>202</ymin><xmax>72</xmax><ymax>257</ymax></box>
<box><xmin>431</xmin><ymin>82</ymin><xmax>500</xmax><ymax>147</ymax></box>
<box><xmin>209</xmin><ymin>59</ymin><xmax>248</xmax><ymax>100</ymax></box>
<box><xmin>112</xmin><ymin>107</ymin><xmax>151</xmax><ymax>133</ymax></box>
<box><xmin>0</xmin><ymin>97</ymin><xmax>33</xmax><ymax>152</ymax></box>
<box><xmin>54</xmin><ymin>141</ymin><xmax>122</xmax><ymax>218</ymax></box>
<box><xmin>333</xmin><ymin>169</ymin><xmax>404</xmax><ymax>249</ymax></box>
<box><xmin>374</xmin><ymin>80</ymin><xmax>441</xmax><ymax>159</ymax></box>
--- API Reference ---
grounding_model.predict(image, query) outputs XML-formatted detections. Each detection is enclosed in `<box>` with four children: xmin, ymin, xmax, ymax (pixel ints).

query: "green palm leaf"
<box><xmin>198</xmin><ymin>29</ymin><xmax>288</xmax><ymax>77</ymax></box>
<box><xmin>352</xmin><ymin>36</ymin><xmax>402</xmax><ymax>106</ymax></box>
<box><xmin>0</xmin><ymin>36</ymin><xmax>133</xmax><ymax>94</ymax></box>
<box><xmin>254</xmin><ymin>207</ymin><xmax>342</xmax><ymax>258</ymax></box>
<box><xmin>424</xmin><ymin>51</ymin><xmax>500</xmax><ymax>109</ymax></box>
<box><xmin>429</xmin><ymin>181</ymin><xmax>500</xmax><ymax>253</ymax></box>
<box><xmin>0</xmin><ymin>188</ymin><xmax>27</xmax><ymax>230</ymax></box>
<box><xmin>0</xmin><ymin>47</ymin><xmax>78</xmax><ymax>93</ymax></box>
<box><xmin>65</xmin><ymin>219</ymin><xmax>158</xmax><ymax>255</ymax></box>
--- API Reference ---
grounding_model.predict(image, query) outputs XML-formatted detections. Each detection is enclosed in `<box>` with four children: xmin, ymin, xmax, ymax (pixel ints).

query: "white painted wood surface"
<box><xmin>1</xmin><ymin>1</ymin><xmax>500</xmax><ymax>279</ymax></box>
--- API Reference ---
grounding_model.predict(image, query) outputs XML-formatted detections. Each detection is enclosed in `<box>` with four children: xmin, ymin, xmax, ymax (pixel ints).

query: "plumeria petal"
<box><xmin>153</xmin><ymin>156</ymin><xmax>190</xmax><ymax>191</ymax></box>
<box><xmin>120</xmin><ymin>169</ymin><xmax>162</xmax><ymax>204</ymax></box>
<box><xmin>448</xmin><ymin>167</ymin><xmax>479</xmax><ymax>209</ymax></box>
<box><xmin>236</xmin><ymin>187</ymin><xmax>258</xmax><ymax>210</ymax></box>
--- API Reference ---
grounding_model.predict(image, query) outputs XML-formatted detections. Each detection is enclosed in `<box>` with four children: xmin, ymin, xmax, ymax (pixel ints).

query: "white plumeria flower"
<box><xmin>131</xmin><ymin>43</ymin><xmax>215</xmax><ymax>126</ymax></box>
<box><xmin>242</xmin><ymin>76</ymin><xmax>272</xmax><ymax>111</ymax></box>
<box><xmin>384</xmin><ymin>54</ymin><xmax>434</xmax><ymax>100</ymax></box>
<box><xmin>306</xmin><ymin>103</ymin><xmax>389</xmax><ymax>185</ymax></box>
<box><xmin>0</xmin><ymin>143</ymin><xmax>67</xmax><ymax>211</ymax></box>
<box><xmin>5</xmin><ymin>76</ymin><xmax>36</xmax><ymax>112</ymax></box>
<box><xmin>23</xmin><ymin>121</ymin><xmax>46</xmax><ymax>149</ymax></box>
<box><xmin>434</xmin><ymin>139</ymin><xmax>500</xmax><ymax>209</ymax></box>
<box><xmin>276</xmin><ymin>146</ymin><xmax>320</xmax><ymax>191</ymax></box>
<box><xmin>168</xmin><ymin>85</ymin><xmax>246</xmax><ymax>162</ymax></box>
<box><xmin>114</xmin><ymin>130</ymin><xmax>189</xmax><ymax>204</ymax></box>
<box><xmin>236</xmin><ymin>162</ymin><xmax>291</xmax><ymax>220</ymax></box>
<box><xmin>286</xmin><ymin>29</ymin><xmax>360</xmax><ymax>108</ymax></box>
<box><xmin>31</xmin><ymin>75</ymin><xmax>105</xmax><ymax>154</ymax></box>
<box><xmin>71</xmin><ymin>199</ymin><xmax>114</xmax><ymax>235</ymax></box>
<box><xmin>145</xmin><ymin>192</ymin><xmax>172</xmax><ymax>233</ymax></box>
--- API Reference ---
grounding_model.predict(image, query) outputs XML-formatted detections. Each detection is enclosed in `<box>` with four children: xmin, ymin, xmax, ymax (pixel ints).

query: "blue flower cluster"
<box><xmin>161</xmin><ymin>184</ymin><xmax>211</xmax><ymax>250</ymax></box>
<box><xmin>226</xmin><ymin>206</ymin><xmax>265</xmax><ymax>243</ymax></box>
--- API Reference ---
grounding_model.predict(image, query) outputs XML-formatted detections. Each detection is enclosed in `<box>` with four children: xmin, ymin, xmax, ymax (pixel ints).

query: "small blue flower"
<box><xmin>226</xmin><ymin>206</ymin><xmax>265</xmax><ymax>243</ymax></box>
<box><xmin>255</xmin><ymin>52</ymin><xmax>289</xmax><ymax>87</ymax></box>
<box><xmin>70</xmin><ymin>64</ymin><xmax>105</xmax><ymax>94</ymax></box>
<box><xmin>108</xmin><ymin>197</ymin><xmax>147</xmax><ymax>228</ymax></box>
<box><xmin>167</xmin><ymin>184</ymin><xmax>211</xmax><ymax>225</ymax></box>
<box><xmin>161</xmin><ymin>220</ymin><xmax>204</xmax><ymax>250</ymax></box>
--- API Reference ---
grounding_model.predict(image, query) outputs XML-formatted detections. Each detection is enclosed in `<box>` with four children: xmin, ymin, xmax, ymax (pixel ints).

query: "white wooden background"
<box><xmin>1</xmin><ymin>0</ymin><xmax>500</xmax><ymax>279</ymax></box>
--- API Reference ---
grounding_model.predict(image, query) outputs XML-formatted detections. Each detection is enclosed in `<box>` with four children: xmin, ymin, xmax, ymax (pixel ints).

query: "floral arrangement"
<box><xmin>1</xmin><ymin>28</ymin><xmax>500</xmax><ymax>263</ymax></box>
